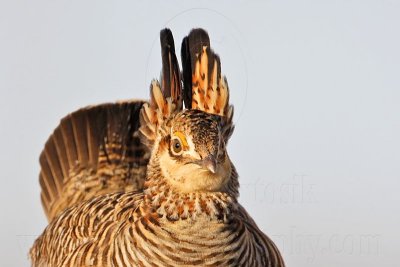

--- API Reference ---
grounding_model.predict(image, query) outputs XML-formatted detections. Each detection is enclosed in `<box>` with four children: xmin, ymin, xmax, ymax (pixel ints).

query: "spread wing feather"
<box><xmin>39</xmin><ymin>101</ymin><xmax>149</xmax><ymax>221</ymax></box>
<box><xmin>40</xmin><ymin>29</ymin><xmax>183</xmax><ymax>222</ymax></box>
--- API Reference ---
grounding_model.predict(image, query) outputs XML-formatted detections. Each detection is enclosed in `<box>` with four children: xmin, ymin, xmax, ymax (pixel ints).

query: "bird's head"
<box><xmin>151</xmin><ymin>109</ymin><xmax>232</xmax><ymax>193</ymax></box>
<box><xmin>139</xmin><ymin>28</ymin><xmax>238</xmax><ymax>219</ymax></box>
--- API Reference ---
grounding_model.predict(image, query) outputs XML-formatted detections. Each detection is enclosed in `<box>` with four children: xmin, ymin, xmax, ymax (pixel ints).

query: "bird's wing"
<box><xmin>181</xmin><ymin>28</ymin><xmax>234</xmax><ymax>142</ymax></box>
<box><xmin>237</xmin><ymin>204</ymin><xmax>286</xmax><ymax>266</ymax></box>
<box><xmin>139</xmin><ymin>28</ymin><xmax>183</xmax><ymax>149</ymax></box>
<box><xmin>39</xmin><ymin>100</ymin><xmax>149</xmax><ymax>221</ymax></box>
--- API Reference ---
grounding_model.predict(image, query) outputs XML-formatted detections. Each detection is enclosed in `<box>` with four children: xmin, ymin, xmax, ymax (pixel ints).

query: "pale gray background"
<box><xmin>1</xmin><ymin>1</ymin><xmax>399</xmax><ymax>266</ymax></box>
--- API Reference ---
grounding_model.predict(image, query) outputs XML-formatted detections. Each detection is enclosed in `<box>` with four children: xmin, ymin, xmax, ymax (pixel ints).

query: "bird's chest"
<box><xmin>120</xmin><ymin>216</ymin><xmax>258</xmax><ymax>266</ymax></box>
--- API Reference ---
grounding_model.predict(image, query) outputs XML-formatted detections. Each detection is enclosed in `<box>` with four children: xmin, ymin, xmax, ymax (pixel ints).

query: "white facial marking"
<box><xmin>183</xmin><ymin>135</ymin><xmax>201</xmax><ymax>159</ymax></box>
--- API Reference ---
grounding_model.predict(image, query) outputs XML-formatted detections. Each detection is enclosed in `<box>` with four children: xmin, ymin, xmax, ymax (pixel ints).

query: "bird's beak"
<box><xmin>202</xmin><ymin>155</ymin><xmax>217</xmax><ymax>174</ymax></box>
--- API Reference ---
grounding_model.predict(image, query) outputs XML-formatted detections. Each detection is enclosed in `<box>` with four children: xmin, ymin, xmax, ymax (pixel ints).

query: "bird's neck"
<box><xmin>143</xmin><ymin>158</ymin><xmax>239</xmax><ymax>221</ymax></box>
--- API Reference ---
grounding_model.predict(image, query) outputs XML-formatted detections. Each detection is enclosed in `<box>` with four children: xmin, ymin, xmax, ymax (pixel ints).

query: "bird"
<box><xmin>30</xmin><ymin>28</ymin><xmax>285</xmax><ymax>266</ymax></box>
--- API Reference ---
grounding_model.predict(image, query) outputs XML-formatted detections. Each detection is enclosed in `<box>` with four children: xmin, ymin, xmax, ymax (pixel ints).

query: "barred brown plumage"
<box><xmin>30</xmin><ymin>28</ymin><xmax>285</xmax><ymax>266</ymax></box>
<box><xmin>38</xmin><ymin>101</ymin><xmax>149</xmax><ymax>221</ymax></box>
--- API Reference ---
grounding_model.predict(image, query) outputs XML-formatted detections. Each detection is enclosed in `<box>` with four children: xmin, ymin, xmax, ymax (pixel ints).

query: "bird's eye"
<box><xmin>171</xmin><ymin>138</ymin><xmax>183</xmax><ymax>154</ymax></box>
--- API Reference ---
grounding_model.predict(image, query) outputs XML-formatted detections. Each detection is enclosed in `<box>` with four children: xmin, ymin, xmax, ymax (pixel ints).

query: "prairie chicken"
<box><xmin>30</xmin><ymin>28</ymin><xmax>285</xmax><ymax>266</ymax></box>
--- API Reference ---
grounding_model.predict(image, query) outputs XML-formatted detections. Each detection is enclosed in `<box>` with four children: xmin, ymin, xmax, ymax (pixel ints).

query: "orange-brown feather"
<box><xmin>139</xmin><ymin>29</ymin><xmax>183</xmax><ymax>148</ymax></box>
<box><xmin>181</xmin><ymin>28</ymin><xmax>234</xmax><ymax>143</ymax></box>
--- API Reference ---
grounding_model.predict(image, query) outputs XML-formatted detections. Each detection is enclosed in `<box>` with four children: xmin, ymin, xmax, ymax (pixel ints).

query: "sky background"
<box><xmin>1</xmin><ymin>1</ymin><xmax>399</xmax><ymax>266</ymax></box>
